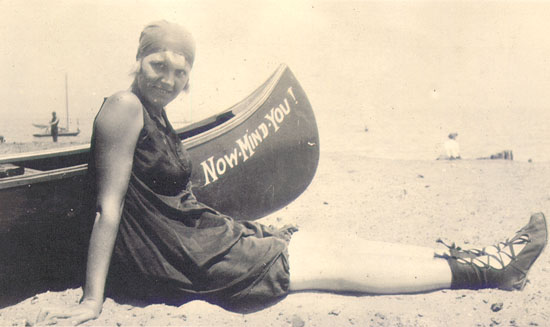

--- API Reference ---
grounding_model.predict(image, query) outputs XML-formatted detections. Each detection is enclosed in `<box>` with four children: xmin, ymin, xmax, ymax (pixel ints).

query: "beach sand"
<box><xmin>1</xmin><ymin>145</ymin><xmax>549</xmax><ymax>326</ymax></box>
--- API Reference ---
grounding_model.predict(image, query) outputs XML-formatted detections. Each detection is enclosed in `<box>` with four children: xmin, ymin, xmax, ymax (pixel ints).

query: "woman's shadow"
<box><xmin>0</xmin><ymin>211</ymin><xmax>91</xmax><ymax>308</ymax></box>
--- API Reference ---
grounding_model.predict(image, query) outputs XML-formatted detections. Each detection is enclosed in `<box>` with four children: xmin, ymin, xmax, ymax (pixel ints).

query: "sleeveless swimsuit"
<box><xmin>90</xmin><ymin>92</ymin><xmax>293</xmax><ymax>308</ymax></box>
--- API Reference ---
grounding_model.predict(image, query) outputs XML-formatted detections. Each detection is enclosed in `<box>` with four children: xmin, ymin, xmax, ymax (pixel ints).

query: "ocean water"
<box><xmin>315</xmin><ymin>104</ymin><xmax>550</xmax><ymax>163</ymax></box>
<box><xmin>0</xmin><ymin>108</ymin><xmax>94</xmax><ymax>145</ymax></box>
<box><xmin>2</xmin><ymin>89</ymin><xmax>549</xmax><ymax>163</ymax></box>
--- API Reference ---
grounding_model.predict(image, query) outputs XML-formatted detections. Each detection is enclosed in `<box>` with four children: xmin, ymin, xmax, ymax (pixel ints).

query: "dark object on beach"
<box><xmin>490</xmin><ymin>150</ymin><xmax>513</xmax><ymax>160</ymax></box>
<box><xmin>491</xmin><ymin>302</ymin><xmax>503</xmax><ymax>312</ymax></box>
<box><xmin>0</xmin><ymin>136</ymin><xmax>4</xmax><ymax>143</ymax></box>
<box><xmin>477</xmin><ymin>150</ymin><xmax>514</xmax><ymax>161</ymax></box>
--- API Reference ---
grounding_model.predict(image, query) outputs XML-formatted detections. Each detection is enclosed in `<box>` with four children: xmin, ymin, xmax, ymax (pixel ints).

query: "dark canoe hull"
<box><xmin>0</xmin><ymin>64</ymin><xmax>319</xmax><ymax>301</ymax></box>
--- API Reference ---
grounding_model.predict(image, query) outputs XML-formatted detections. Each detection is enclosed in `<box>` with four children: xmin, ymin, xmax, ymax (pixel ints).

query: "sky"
<box><xmin>2</xmin><ymin>0</ymin><xmax>550</xmax><ymax>160</ymax></box>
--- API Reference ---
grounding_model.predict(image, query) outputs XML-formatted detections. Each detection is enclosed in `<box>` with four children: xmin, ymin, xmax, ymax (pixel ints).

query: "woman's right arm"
<box><xmin>37</xmin><ymin>92</ymin><xmax>144</xmax><ymax>326</ymax></box>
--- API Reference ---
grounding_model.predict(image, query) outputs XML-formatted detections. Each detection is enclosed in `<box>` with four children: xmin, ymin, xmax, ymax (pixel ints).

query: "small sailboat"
<box><xmin>32</xmin><ymin>74</ymin><xmax>80</xmax><ymax>138</ymax></box>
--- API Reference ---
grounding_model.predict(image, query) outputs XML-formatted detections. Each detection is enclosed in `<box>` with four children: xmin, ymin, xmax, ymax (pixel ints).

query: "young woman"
<box><xmin>36</xmin><ymin>20</ymin><xmax>547</xmax><ymax>326</ymax></box>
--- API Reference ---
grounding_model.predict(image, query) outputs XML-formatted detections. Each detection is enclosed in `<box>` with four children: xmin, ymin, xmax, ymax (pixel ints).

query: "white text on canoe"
<box><xmin>200</xmin><ymin>87</ymin><xmax>297</xmax><ymax>186</ymax></box>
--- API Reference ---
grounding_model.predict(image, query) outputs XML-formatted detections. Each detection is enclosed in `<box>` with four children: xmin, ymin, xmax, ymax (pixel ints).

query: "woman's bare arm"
<box><xmin>37</xmin><ymin>91</ymin><xmax>143</xmax><ymax>325</ymax></box>
<box><xmin>82</xmin><ymin>91</ymin><xmax>143</xmax><ymax>304</ymax></box>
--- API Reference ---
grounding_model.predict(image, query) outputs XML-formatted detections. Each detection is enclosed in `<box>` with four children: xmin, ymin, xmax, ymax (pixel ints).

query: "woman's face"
<box><xmin>136</xmin><ymin>51</ymin><xmax>191</xmax><ymax>107</ymax></box>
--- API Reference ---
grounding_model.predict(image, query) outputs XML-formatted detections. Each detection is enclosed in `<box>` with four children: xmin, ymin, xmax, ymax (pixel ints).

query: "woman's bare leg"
<box><xmin>314</xmin><ymin>231</ymin><xmax>441</xmax><ymax>259</ymax></box>
<box><xmin>288</xmin><ymin>231</ymin><xmax>452</xmax><ymax>294</ymax></box>
<box><xmin>288</xmin><ymin>213</ymin><xmax>547</xmax><ymax>294</ymax></box>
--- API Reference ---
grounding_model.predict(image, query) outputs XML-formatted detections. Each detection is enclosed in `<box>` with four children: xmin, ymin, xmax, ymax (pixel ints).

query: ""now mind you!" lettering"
<box><xmin>199</xmin><ymin>87</ymin><xmax>297</xmax><ymax>186</ymax></box>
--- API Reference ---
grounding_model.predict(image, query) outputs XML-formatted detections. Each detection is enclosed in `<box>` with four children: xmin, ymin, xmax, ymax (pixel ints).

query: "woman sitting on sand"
<box><xmin>37</xmin><ymin>20</ymin><xmax>547</xmax><ymax>326</ymax></box>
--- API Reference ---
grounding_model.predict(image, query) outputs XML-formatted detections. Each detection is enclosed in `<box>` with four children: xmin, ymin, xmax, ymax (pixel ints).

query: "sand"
<box><xmin>1</xmin><ymin>145</ymin><xmax>549</xmax><ymax>326</ymax></box>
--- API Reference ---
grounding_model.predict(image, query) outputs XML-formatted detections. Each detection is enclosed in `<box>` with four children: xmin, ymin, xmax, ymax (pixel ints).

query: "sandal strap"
<box><xmin>436</xmin><ymin>234</ymin><xmax>530</xmax><ymax>270</ymax></box>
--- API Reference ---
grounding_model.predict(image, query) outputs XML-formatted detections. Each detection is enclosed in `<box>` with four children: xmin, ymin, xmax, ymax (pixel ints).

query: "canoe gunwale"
<box><xmin>0</xmin><ymin>164</ymin><xmax>87</xmax><ymax>190</ymax></box>
<box><xmin>178</xmin><ymin>64</ymin><xmax>287</xmax><ymax>149</ymax></box>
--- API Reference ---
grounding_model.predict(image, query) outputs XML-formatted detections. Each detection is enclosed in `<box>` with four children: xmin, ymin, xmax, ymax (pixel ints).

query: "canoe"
<box><xmin>0</xmin><ymin>64</ymin><xmax>319</xmax><ymax>300</ymax></box>
<box><xmin>0</xmin><ymin>63</ymin><xmax>319</xmax><ymax>226</ymax></box>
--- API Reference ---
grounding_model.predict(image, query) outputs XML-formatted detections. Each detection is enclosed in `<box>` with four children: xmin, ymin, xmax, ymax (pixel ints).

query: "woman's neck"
<box><xmin>130</xmin><ymin>81</ymin><xmax>164</xmax><ymax>118</ymax></box>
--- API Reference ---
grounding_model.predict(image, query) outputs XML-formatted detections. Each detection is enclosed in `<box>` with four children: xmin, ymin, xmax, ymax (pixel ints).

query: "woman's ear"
<box><xmin>130</xmin><ymin>60</ymin><xmax>142</xmax><ymax>76</ymax></box>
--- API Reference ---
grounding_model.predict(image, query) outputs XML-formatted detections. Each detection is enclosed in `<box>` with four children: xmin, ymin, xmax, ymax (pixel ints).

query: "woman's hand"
<box><xmin>36</xmin><ymin>298</ymin><xmax>102</xmax><ymax>326</ymax></box>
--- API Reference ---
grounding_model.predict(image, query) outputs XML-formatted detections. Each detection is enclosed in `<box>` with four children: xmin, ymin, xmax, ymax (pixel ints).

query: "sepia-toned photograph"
<box><xmin>1</xmin><ymin>0</ymin><xmax>549</xmax><ymax>326</ymax></box>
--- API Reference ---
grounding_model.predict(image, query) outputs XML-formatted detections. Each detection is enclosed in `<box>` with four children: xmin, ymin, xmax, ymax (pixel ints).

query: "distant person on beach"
<box><xmin>36</xmin><ymin>21</ymin><xmax>547</xmax><ymax>326</ymax></box>
<box><xmin>437</xmin><ymin>132</ymin><xmax>460</xmax><ymax>160</ymax></box>
<box><xmin>49</xmin><ymin>111</ymin><xmax>59</xmax><ymax>142</ymax></box>
<box><xmin>444</xmin><ymin>132</ymin><xmax>460</xmax><ymax>159</ymax></box>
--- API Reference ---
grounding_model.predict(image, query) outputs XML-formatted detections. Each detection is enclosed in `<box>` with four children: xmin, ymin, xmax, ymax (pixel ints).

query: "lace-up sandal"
<box><xmin>438</xmin><ymin>212</ymin><xmax>547</xmax><ymax>291</ymax></box>
<box><xmin>435</xmin><ymin>238</ymin><xmax>484</xmax><ymax>260</ymax></box>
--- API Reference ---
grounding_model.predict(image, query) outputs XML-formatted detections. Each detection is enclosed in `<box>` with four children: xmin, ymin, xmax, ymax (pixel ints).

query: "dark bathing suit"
<box><xmin>89</xmin><ymin>90</ymin><xmax>293</xmax><ymax>309</ymax></box>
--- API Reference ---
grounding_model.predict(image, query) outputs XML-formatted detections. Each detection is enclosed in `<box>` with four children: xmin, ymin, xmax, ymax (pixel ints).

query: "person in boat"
<box><xmin>49</xmin><ymin>111</ymin><xmax>59</xmax><ymax>142</ymax></box>
<box><xmin>36</xmin><ymin>20</ymin><xmax>547</xmax><ymax>326</ymax></box>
